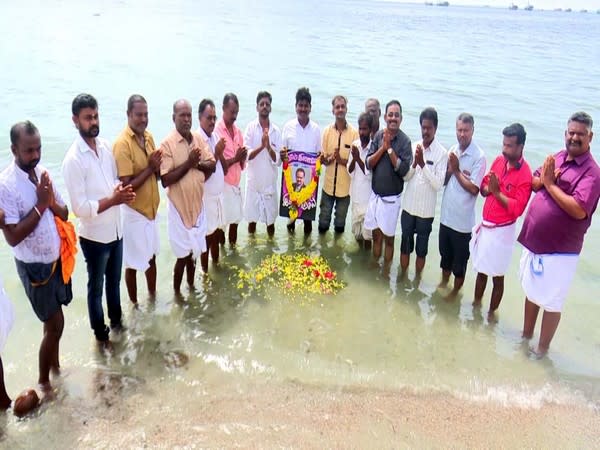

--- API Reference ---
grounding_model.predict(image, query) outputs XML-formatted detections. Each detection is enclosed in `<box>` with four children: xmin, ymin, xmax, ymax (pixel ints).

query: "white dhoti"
<box><xmin>204</xmin><ymin>192</ymin><xmax>226</xmax><ymax>235</ymax></box>
<box><xmin>244</xmin><ymin>186</ymin><xmax>278</xmax><ymax>225</ymax></box>
<box><xmin>518</xmin><ymin>248</ymin><xmax>579</xmax><ymax>312</ymax></box>
<box><xmin>122</xmin><ymin>206</ymin><xmax>160</xmax><ymax>272</ymax></box>
<box><xmin>0</xmin><ymin>278</ymin><xmax>14</xmax><ymax>352</ymax></box>
<box><xmin>363</xmin><ymin>192</ymin><xmax>401</xmax><ymax>237</ymax></box>
<box><xmin>223</xmin><ymin>183</ymin><xmax>243</xmax><ymax>225</ymax></box>
<box><xmin>470</xmin><ymin>221</ymin><xmax>516</xmax><ymax>276</ymax></box>
<box><xmin>351</xmin><ymin>201</ymin><xmax>372</xmax><ymax>240</ymax></box>
<box><xmin>167</xmin><ymin>200</ymin><xmax>207</xmax><ymax>259</ymax></box>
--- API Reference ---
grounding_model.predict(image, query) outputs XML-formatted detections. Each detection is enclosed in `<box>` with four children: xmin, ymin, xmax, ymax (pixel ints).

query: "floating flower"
<box><xmin>234</xmin><ymin>253</ymin><xmax>344</xmax><ymax>301</ymax></box>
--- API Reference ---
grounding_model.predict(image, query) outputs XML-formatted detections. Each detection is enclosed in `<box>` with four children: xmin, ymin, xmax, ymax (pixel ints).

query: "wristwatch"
<box><xmin>387</xmin><ymin>148</ymin><xmax>393</xmax><ymax>155</ymax></box>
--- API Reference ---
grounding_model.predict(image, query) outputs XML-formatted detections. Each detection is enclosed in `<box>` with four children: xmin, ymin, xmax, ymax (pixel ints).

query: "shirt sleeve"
<box><xmin>159</xmin><ymin>141</ymin><xmax>174</xmax><ymax>176</ymax></box>
<box><xmin>272</xmin><ymin>129</ymin><xmax>282</xmax><ymax>166</ymax></box>
<box><xmin>422</xmin><ymin>149</ymin><xmax>448</xmax><ymax>191</ymax></box>
<box><xmin>366</xmin><ymin>133</ymin><xmax>380</xmax><ymax>171</ymax></box>
<box><xmin>394</xmin><ymin>136</ymin><xmax>412</xmax><ymax>176</ymax></box>
<box><xmin>113</xmin><ymin>138</ymin><xmax>134</xmax><ymax>178</ymax></box>
<box><xmin>502</xmin><ymin>163</ymin><xmax>532</xmax><ymax>219</ymax></box>
<box><xmin>571</xmin><ymin>168</ymin><xmax>600</xmax><ymax>218</ymax></box>
<box><xmin>62</xmin><ymin>155</ymin><xmax>99</xmax><ymax>219</ymax></box>
<box><xmin>0</xmin><ymin>182</ymin><xmax>20</xmax><ymax>225</ymax></box>
<box><xmin>470</xmin><ymin>154</ymin><xmax>487</xmax><ymax>187</ymax></box>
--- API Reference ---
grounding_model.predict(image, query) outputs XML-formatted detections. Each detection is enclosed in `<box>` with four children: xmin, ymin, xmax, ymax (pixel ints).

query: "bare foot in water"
<box><xmin>472</xmin><ymin>298</ymin><xmax>482</xmax><ymax>307</ymax></box>
<box><xmin>13</xmin><ymin>389</ymin><xmax>40</xmax><ymax>417</ymax></box>
<box><xmin>97</xmin><ymin>339</ymin><xmax>114</xmax><ymax>354</ymax></box>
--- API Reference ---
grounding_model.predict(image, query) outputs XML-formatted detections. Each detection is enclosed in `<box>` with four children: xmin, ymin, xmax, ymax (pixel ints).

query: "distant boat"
<box><xmin>580</xmin><ymin>9</ymin><xmax>587</xmax><ymax>13</ymax></box>
<box><xmin>436</xmin><ymin>1</ymin><xmax>449</xmax><ymax>6</ymax></box>
<box><xmin>524</xmin><ymin>3</ymin><xmax>533</xmax><ymax>11</ymax></box>
<box><xmin>424</xmin><ymin>1</ymin><xmax>434</xmax><ymax>5</ymax></box>
<box><xmin>554</xmin><ymin>7</ymin><xmax>562</xmax><ymax>11</ymax></box>
<box><xmin>509</xmin><ymin>3</ymin><xmax>518</xmax><ymax>10</ymax></box>
<box><xmin>565</xmin><ymin>8</ymin><xmax>572</xmax><ymax>12</ymax></box>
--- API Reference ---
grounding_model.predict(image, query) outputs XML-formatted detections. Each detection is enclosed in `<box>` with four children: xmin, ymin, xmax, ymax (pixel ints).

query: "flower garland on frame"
<box><xmin>282</xmin><ymin>153</ymin><xmax>322</xmax><ymax>221</ymax></box>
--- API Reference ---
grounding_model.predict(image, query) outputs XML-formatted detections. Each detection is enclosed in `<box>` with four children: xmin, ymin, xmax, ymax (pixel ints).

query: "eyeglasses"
<box><xmin>205</xmin><ymin>115</ymin><xmax>217</xmax><ymax>121</ymax></box>
<box><xmin>386</xmin><ymin>112</ymin><xmax>401</xmax><ymax>118</ymax></box>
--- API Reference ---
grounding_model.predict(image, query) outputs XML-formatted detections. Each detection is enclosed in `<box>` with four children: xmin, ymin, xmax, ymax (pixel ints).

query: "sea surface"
<box><xmin>0</xmin><ymin>0</ymin><xmax>599</xmax><ymax>446</ymax></box>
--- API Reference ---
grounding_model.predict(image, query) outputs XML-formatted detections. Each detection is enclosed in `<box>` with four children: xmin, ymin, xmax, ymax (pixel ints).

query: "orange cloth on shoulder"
<box><xmin>54</xmin><ymin>217</ymin><xmax>77</xmax><ymax>283</ymax></box>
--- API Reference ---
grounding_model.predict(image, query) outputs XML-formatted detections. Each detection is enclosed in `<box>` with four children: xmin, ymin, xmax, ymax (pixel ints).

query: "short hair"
<box><xmin>256</xmin><ymin>91</ymin><xmax>272</xmax><ymax>105</ymax></box>
<box><xmin>295</xmin><ymin>87</ymin><xmax>311</xmax><ymax>105</ymax></box>
<box><xmin>198</xmin><ymin>98</ymin><xmax>215</xmax><ymax>116</ymax></box>
<box><xmin>331</xmin><ymin>95</ymin><xmax>347</xmax><ymax>106</ymax></box>
<box><xmin>223</xmin><ymin>93</ymin><xmax>239</xmax><ymax>108</ymax></box>
<box><xmin>127</xmin><ymin>94</ymin><xmax>147</xmax><ymax>113</ymax></box>
<box><xmin>419</xmin><ymin>107</ymin><xmax>438</xmax><ymax>128</ymax></box>
<box><xmin>568</xmin><ymin>111</ymin><xmax>593</xmax><ymax>130</ymax></box>
<box><xmin>357</xmin><ymin>112</ymin><xmax>374</xmax><ymax>130</ymax></box>
<box><xmin>10</xmin><ymin>120</ymin><xmax>39</xmax><ymax>146</ymax></box>
<box><xmin>295</xmin><ymin>167</ymin><xmax>305</xmax><ymax>176</ymax></box>
<box><xmin>365</xmin><ymin>98</ymin><xmax>381</xmax><ymax>112</ymax></box>
<box><xmin>457</xmin><ymin>112</ymin><xmax>474</xmax><ymax>127</ymax></box>
<box><xmin>502</xmin><ymin>123</ymin><xmax>527</xmax><ymax>146</ymax></box>
<box><xmin>385</xmin><ymin>100</ymin><xmax>402</xmax><ymax>115</ymax></box>
<box><xmin>72</xmin><ymin>93</ymin><xmax>98</xmax><ymax>116</ymax></box>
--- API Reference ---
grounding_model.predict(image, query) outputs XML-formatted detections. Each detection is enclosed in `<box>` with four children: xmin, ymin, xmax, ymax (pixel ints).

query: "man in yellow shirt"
<box><xmin>113</xmin><ymin>95</ymin><xmax>162</xmax><ymax>306</ymax></box>
<box><xmin>318</xmin><ymin>95</ymin><xmax>359</xmax><ymax>234</ymax></box>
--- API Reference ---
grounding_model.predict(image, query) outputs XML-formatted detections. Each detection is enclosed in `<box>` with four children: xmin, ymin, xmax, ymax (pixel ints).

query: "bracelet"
<box><xmin>33</xmin><ymin>206</ymin><xmax>42</xmax><ymax>218</ymax></box>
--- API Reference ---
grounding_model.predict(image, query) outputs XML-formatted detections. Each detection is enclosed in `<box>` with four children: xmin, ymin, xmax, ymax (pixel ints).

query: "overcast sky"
<box><xmin>384</xmin><ymin>0</ymin><xmax>600</xmax><ymax>11</ymax></box>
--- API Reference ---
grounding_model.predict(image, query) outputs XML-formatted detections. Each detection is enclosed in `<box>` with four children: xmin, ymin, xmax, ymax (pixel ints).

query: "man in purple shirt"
<box><xmin>517</xmin><ymin>111</ymin><xmax>600</xmax><ymax>357</ymax></box>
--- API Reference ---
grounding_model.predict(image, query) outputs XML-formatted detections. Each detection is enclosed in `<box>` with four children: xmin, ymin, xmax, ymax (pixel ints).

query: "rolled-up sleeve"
<box><xmin>62</xmin><ymin>155</ymin><xmax>99</xmax><ymax>219</ymax></box>
<box><xmin>394</xmin><ymin>138</ymin><xmax>412</xmax><ymax>177</ymax></box>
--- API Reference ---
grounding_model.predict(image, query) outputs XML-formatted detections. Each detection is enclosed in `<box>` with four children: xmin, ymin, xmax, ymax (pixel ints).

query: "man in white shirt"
<box><xmin>347</xmin><ymin>112</ymin><xmax>374</xmax><ymax>249</ymax></box>
<box><xmin>439</xmin><ymin>113</ymin><xmax>486</xmax><ymax>297</ymax></box>
<box><xmin>62</xmin><ymin>94</ymin><xmax>135</xmax><ymax>347</ymax></box>
<box><xmin>0</xmin><ymin>121</ymin><xmax>71</xmax><ymax>396</ymax></box>
<box><xmin>243</xmin><ymin>91</ymin><xmax>282</xmax><ymax>237</ymax></box>
<box><xmin>400</xmin><ymin>107</ymin><xmax>448</xmax><ymax>277</ymax></box>
<box><xmin>280</xmin><ymin>87</ymin><xmax>321</xmax><ymax>235</ymax></box>
<box><xmin>197</xmin><ymin>98</ymin><xmax>227</xmax><ymax>272</ymax></box>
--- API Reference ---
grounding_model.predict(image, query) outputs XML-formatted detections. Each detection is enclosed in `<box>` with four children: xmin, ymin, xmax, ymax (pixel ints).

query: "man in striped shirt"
<box><xmin>400</xmin><ymin>108</ymin><xmax>448</xmax><ymax>277</ymax></box>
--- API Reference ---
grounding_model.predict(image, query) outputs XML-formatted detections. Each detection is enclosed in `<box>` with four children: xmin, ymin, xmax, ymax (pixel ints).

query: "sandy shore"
<box><xmin>76</xmin><ymin>377</ymin><xmax>600</xmax><ymax>449</ymax></box>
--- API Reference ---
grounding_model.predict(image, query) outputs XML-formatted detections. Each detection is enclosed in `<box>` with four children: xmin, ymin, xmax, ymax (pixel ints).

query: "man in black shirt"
<box><xmin>365</xmin><ymin>100</ymin><xmax>412</xmax><ymax>267</ymax></box>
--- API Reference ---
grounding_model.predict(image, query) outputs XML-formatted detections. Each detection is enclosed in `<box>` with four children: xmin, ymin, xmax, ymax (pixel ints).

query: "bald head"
<box><xmin>173</xmin><ymin>98</ymin><xmax>192</xmax><ymax>114</ymax></box>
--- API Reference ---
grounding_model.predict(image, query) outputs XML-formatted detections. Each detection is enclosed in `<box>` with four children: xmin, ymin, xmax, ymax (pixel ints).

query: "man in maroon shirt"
<box><xmin>517</xmin><ymin>112</ymin><xmax>600</xmax><ymax>357</ymax></box>
<box><xmin>471</xmin><ymin>123</ymin><xmax>532</xmax><ymax>317</ymax></box>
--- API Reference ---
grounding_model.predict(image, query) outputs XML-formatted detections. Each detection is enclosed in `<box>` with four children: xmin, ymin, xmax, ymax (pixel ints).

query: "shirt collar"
<box><xmin>11</xmin><ymin>160</ymin><xmax>36</xmax><ymax>182</ymax></box>
<box><xmin>76</xmin><ymin>134</ymin><xmax>98</xmax><ymax>154</ymax></box>
<box><xmin>572</xmin><ymin>149</ymin><xmax>591</xmax><ymax>166</ymax></box>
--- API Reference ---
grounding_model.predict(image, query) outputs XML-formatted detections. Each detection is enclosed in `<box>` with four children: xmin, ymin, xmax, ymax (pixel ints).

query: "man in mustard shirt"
<box><xmin>318</xmin><ymin>95</ymin><xmax>359</xmax><ymax>234</ymax></box>
<box><xmin>113</xmin><ymin>95</ymin><xmax>162</xmax><ymax>306</ymax></box>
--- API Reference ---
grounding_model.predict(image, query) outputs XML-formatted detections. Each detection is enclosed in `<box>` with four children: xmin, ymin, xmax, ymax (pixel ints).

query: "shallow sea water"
<box><xmin>0</xmin><ymin>0</ymin><xmax>599</xmax><ymax>446</ymax></box>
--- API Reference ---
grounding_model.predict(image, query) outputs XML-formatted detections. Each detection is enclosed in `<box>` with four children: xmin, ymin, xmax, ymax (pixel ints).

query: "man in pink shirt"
<box><xmin>470</xmin><ymin>123</ymin><xmax>532</xmax><ymax>317</ymax></box>
<box><xmin>215</xmin><ymin>93</ymin><xmax>247</xmax><ymax>246</ymax></box>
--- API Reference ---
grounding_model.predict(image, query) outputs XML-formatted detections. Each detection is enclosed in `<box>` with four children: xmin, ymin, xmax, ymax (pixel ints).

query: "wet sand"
<box><xmin>73</xmin><ymin>377</ymin><xmax>600</xmax><ymax>448</ymax></box>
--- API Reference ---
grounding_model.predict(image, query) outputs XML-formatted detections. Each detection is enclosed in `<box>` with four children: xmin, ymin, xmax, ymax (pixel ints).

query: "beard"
<box><xmin>79</xmin><ymin>125</ymin><xmax>99</xmax><ymax>139</ymax></box>
<box><xmin>17</xmin><ymin>158</ymin><xmax>39</xmax><ymax>172</ymax></box>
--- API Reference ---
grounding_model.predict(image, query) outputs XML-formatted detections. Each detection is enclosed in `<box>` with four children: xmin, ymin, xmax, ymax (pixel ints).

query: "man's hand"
<box><xmin>187</xmin><ymin>147</ymin><xmax>201</xmax><ymax>167</ymax></box>
<box><xmin>448</xmin><ymin>152</ymin><xmax>459</xmax><ymax>174</ymax></box>
<box><xmin>261</xmin><ymin>128</ymin><xmax>270</xmax><ymax>150</ymax></box>
<box><xmin>36</xmin><ymin>171</ymin><xmax>52</xmax><ymax>210</ymax></box>
<box><xmin>488</xmin><ymin>171</ymin><xmax>500</xmax><ymax>195</ymax></box>
<box><xmin>414</xmin><ymin>144</ymin><xmax>425</xmax><ymax>168</ymax></box>
<box><xmin>383</xmin><ymin>129</ymin><xmax>391</xmax><ymax>150</ymax></box>
<box><xmin>112</xmin><ymin>183</ymin><xmax>136</xmax><ymax>205</ymax></box>
<box><xmin>351</xmin><ymin>144</ymin><xmax>360</xmax><ymax>161</ymax></box>
<box><xmin>148</xmin><ymin>150</ymin><xmax>162</xmax><ymax>172</ymax></box>
<box><xmin>541</xmin><ymin>155</ymin><xmax>556</xmax><ymax>189</ymax></box>
<box><xmin>215</xmin><ymin>138</ymin><xmax>226</xmax><ymax>160</ymax></box>
<box><xmin>236</xmin><ymin>146</ymin><xmax>248</xmax><ymax>162</ymax></box>
<box><xmin>0</xmin><ymin>208</ymin><xmax>5</xmax><ymax>229</ymax></box>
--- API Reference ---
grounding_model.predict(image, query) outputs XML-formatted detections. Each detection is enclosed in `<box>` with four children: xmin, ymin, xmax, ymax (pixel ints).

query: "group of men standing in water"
<box><xmin>0</xmin><ymin>87</ymin><xmax>598</xmax><ymax>413</ymax></box>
